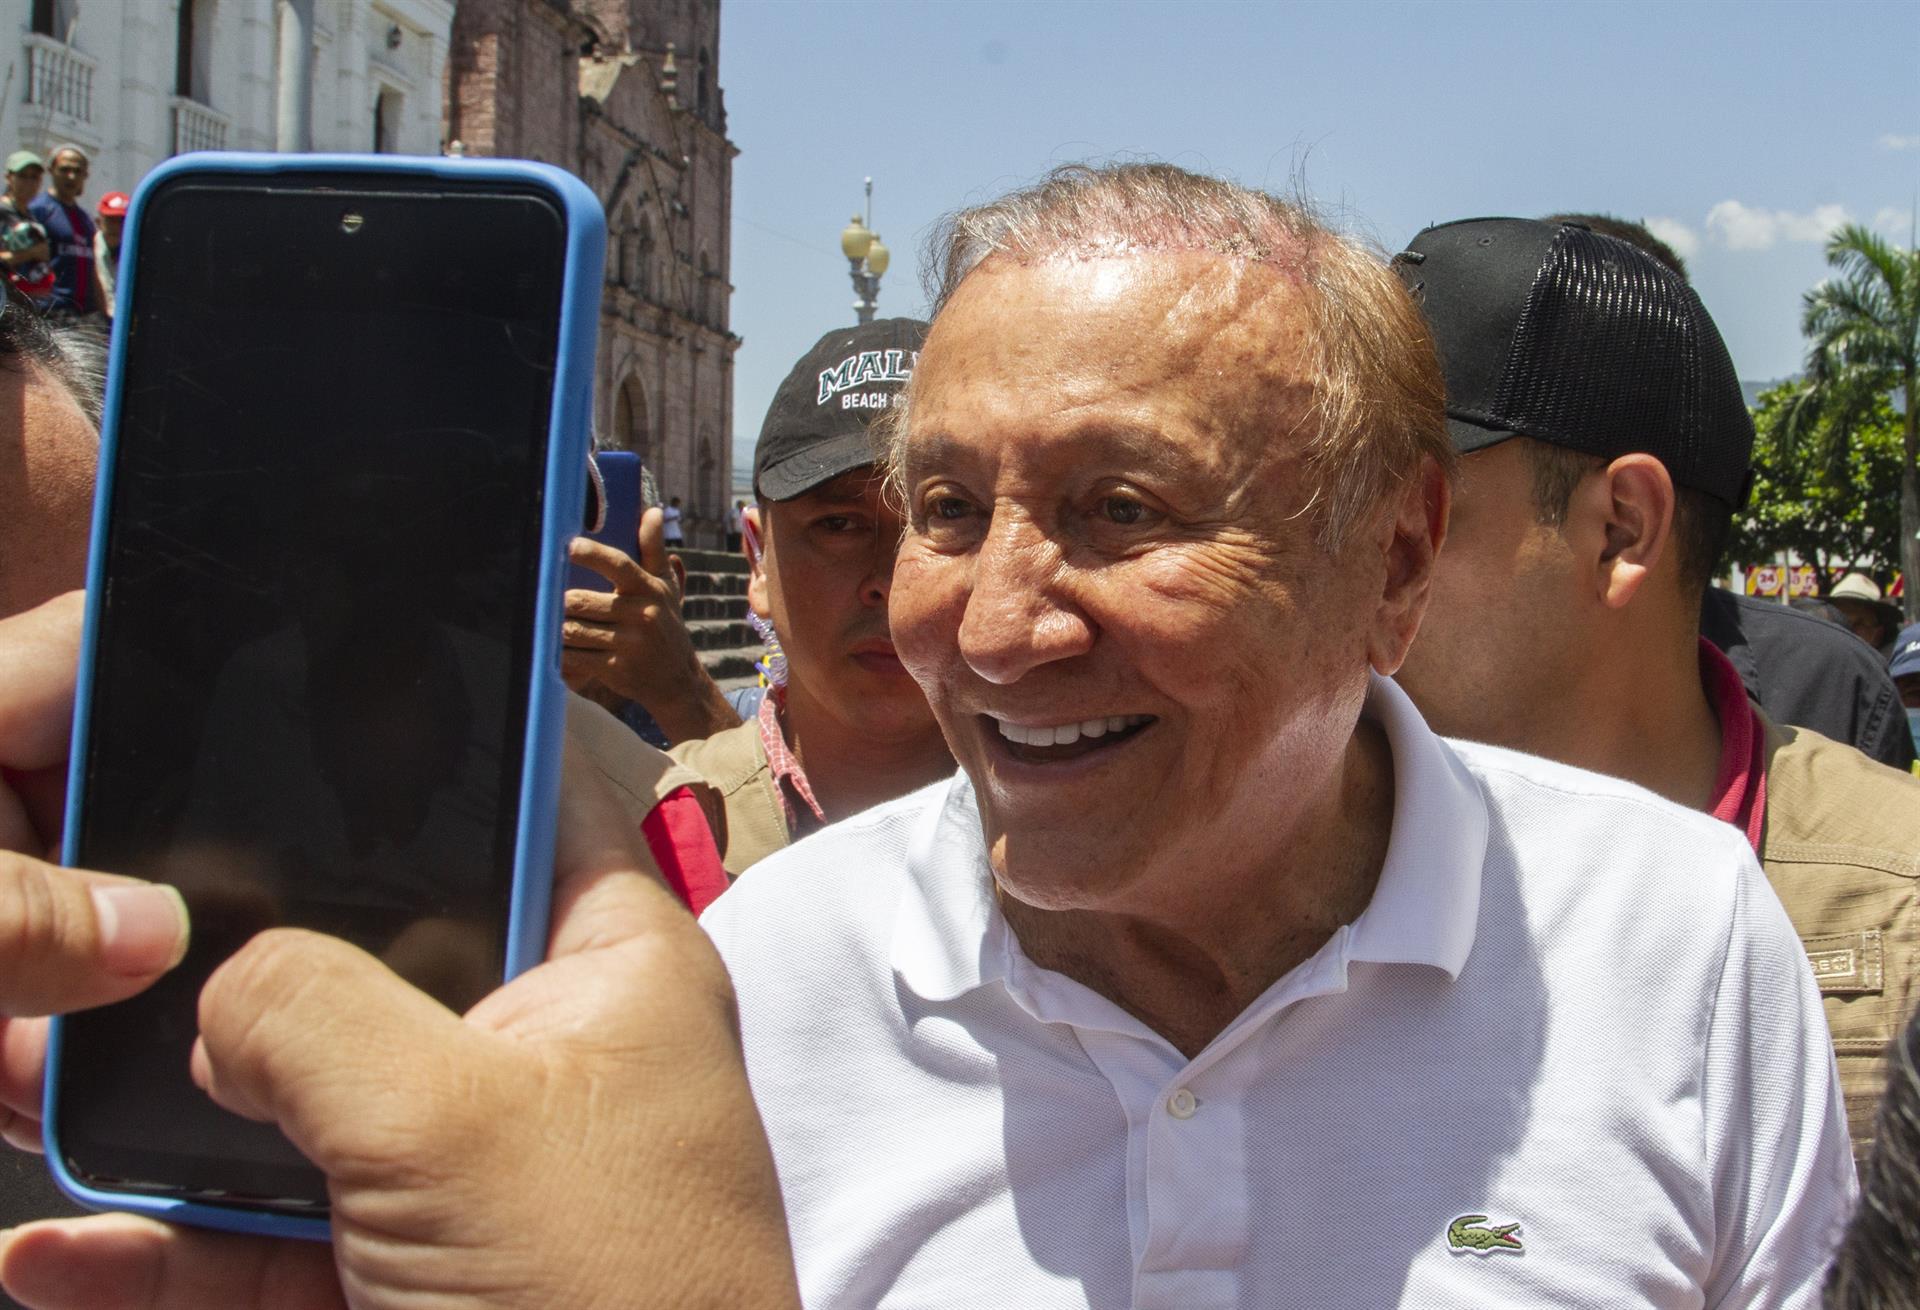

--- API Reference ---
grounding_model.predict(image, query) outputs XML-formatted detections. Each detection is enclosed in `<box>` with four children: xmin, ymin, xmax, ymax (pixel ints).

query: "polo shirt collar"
<box><xmin>892</xmin><ymin>772</ymin><xmax>1005</xmax><ymax>1001</ymax></box>
<box><xmin>891</xmin><ymin>671</ymin><xmax>1489</xmax><ymax>1003</ymax></box>
<box><xmin>1344</xmin><ymin>671</ymin><xmax>1487</xmax><ymax>979</ymax></box>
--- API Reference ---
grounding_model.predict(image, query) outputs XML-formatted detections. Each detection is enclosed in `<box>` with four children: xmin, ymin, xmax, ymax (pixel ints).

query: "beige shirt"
<box><xmin>566</xmin><ymin>692</ymin><xmax>716</xmax><ymax>878</ymax></box>
<box><xmin>670</xmin><ymin>718</ymin><xmax>792</xmax><ymax>877</ymax></box>
<box><xmin>1759</xmin><ymin>711</ymin><xmax>1920</xmax><ymax>1165</ymax></box>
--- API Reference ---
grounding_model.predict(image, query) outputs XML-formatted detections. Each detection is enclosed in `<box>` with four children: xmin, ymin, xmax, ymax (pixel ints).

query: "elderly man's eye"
<box><xmin>1101</xmin><ymin>496</ymin><xmax>1146</xmax><ymax>525</ymax></box>
<box><xmin>930</xmin><ymin>496</ymin><xmax>973</xmax><ymax>521</ymax></box>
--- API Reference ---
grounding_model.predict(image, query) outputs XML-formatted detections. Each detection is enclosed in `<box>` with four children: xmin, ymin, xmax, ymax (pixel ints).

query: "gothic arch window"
<box><xmin>697</xmin><ymin>428</ymin><xmax>717</xmax><ymax>515</ymax></box>
<box><xmin>697</xmin><ymin>48</ymin><xmax>710</xmax><ymax>115</ymax></box>
<box><xmin>615</xmin><ymin>372</ymin><xmax>659</xmax><ymax>478</ymax></box>
<box><xmin>614</xmin><ymin>203</ymin><xmax>637</xmax><ymax>287</ymax></box>
<box><xmin>633</xmin><ymin>215</ymin><xmax>656</xmax><ymax>298</ymax></box>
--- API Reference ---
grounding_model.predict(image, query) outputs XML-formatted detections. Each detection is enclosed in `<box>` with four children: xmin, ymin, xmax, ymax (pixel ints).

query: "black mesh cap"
<box><xmin>754</xmin><ymin>317</ymin><xmax>927</xmax><ymax>501</ymax></box>
<box><xmin>1395</xmin><ymin>218</ymin><xmax>1754</xmax><ymax>508</ymax></box>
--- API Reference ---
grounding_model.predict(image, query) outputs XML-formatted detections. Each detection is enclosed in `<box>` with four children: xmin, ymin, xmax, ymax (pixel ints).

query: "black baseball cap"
<box><xmin>753</xmin><ymin>317</ymin><xmax>928</xmax><ymax>501</ymax></box>
<box><xmin>1395</xmin><ymin>218</ymin><xmax>1754</xmax><ymax>508</ymax></box>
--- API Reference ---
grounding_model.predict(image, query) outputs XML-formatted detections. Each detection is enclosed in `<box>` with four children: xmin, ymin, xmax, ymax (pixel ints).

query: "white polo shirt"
<box><xmin>702</xmin><ymin>675</ymin><xmax>1854</xmax><ymax>1309</ymax></box>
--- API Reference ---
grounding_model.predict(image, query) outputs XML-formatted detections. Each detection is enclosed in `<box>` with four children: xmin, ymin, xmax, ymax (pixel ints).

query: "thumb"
<box><xmin>0</xmin><ymin>854</ymin><xmax>188</xmax><ymax>1017</ymax></box>
<box><xmin>191</xmin><ymin>928</ymin><xmax>490</xmax><ymax>1176</ymax></box>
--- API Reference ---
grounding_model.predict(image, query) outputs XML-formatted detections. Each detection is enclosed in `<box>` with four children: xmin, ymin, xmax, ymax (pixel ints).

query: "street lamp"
<box><xmin>841</xmin><ymin>177</ymin><xmax>889</xmax><ymax>324</ymax></box>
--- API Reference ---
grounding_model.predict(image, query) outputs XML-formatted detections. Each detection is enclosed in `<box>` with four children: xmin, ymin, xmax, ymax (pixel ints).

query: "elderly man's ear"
<box><xmin>1365</xmin><ymin>456</ymin><xmax>1449</xmax><ymax>675</ymax></box>
<box><xmin>1575</xmin><ymin>454</ymin><xmax>1675</xmax><ymax>613</ymax></box>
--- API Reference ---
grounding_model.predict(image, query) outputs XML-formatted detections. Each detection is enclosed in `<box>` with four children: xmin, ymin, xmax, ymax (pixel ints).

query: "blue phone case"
<box><xmin>569</xmin><ymin>450</ymin><xmax>644</xmax><ymax>592</ymax></box>
<box><xmin>43</xmin><ymin>153</ymin><xmax>605</xmax><ymax>1242</ymax></box>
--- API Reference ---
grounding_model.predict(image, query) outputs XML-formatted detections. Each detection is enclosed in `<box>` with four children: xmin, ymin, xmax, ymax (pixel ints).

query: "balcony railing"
<box><xmin>23</xmin><ymin>32</ymin><xmax>94</xmax><ymax>125</ymax></box>
<box><xmin>171</xmin><ymin>97</ymin><xmax>230</xmax><ymax>155</ymax></box>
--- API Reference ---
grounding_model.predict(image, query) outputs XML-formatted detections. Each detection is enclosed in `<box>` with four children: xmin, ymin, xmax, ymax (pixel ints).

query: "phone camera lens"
<box><xmin>340</xmin><ymin>211</ymin><xmax>365</xmax><ymax>235</ymax></box>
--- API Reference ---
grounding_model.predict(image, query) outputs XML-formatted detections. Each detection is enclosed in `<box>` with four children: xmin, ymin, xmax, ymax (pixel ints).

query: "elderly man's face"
<box><xmin>892</xmin><ymin>253</ymin><xmax>1427</xmax><ymax>907</ymax></box>
<box><xmin>1</xmin><ymin>364</ymin><xmax>98</xmax><ymax>619</ymax></box>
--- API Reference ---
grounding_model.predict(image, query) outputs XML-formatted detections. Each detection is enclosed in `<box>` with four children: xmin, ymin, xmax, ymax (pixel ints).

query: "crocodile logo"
<box><xmin>1446</xmin><ymin>1214</ymin><xmax>1523</xmax><ymax>1255</ymax></box>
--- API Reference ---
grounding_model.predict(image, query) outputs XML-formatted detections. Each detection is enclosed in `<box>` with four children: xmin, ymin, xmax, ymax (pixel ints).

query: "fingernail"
<box><xmin>91</xmin><ymin>884</ymin><xmax>190</xmax><ymax>976</ymax></box>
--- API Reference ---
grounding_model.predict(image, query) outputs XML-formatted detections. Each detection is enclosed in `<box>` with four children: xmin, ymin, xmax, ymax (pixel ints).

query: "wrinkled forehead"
<box><xmin>903</xmin><ymin>252</ymin><xmax>1318</xmax><ymax>473</ymax></box>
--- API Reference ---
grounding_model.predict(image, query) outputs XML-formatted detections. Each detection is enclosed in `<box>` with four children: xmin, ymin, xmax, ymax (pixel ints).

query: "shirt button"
<box><xmin>1166</xmin><ymin>1088</ymin><xmax>1198</xmax><ymax>1119</ymax></box>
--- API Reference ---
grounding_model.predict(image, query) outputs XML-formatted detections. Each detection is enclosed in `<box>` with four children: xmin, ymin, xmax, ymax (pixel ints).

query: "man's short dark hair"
<box><xmin>1521</xmin><ymin>439</ymin><xmax>1731</xmax><ymax>598</ymax></box>
<box><xmin>1542</xmin><ymin>212</ymin><xmax>1688</xmax><ymax>281</ymax></box>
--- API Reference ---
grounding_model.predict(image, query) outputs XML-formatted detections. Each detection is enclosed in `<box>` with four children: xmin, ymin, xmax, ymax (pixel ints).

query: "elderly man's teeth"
<box><xmin>995</xmin><ymin>715</ymin><xmax>1150</xmax><ymax>746</ymax></box>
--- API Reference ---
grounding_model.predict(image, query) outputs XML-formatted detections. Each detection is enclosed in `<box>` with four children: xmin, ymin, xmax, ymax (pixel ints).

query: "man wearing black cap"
<box><xmin>1543</xmin><ymin>212</ymin><xmax>1913</xmax><ymax>771</ymax></box>
<box><xmin>668</xmin><ymin>319</ymin><xmax>952</xmax><ymax>874</ymax></box>
<box><xmin>1393</xmin><ymin>217</ymin><xmax>1920</xmax><ymax>1164</ymax></box>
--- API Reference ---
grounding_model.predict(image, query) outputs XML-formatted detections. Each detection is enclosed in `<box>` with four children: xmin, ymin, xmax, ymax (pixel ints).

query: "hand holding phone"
<box><xmin>1</xmin><ymin>751</ymin><xmax>802</xmax><ymax>1310</ymax></box>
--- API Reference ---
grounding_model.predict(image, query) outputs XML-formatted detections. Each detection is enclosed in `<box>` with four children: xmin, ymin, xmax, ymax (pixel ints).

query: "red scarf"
<box><xmin>1700</xmin><ymin>638</ymin><xmax>1768</xmax><ymax>854</ymax></box>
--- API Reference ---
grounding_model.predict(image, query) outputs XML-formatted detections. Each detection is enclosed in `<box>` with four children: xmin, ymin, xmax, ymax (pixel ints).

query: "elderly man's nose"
<box><xmin>957</xmin><ymin>527</ymin><xmax>1093</xmax><ymax>685</ymax></box>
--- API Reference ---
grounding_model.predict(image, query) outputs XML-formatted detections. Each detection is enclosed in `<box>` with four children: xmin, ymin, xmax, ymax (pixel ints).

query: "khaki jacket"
<box><xmin>1758</xmin><ymin>711</ymin><xmax>1920</xmax><ymax>1165</ymax></box>
<box><xmin>670</xmin><ymin>718</ymin><xmax>792</xmax><ymax>876</ymax></box>
<box><xmin>566</xmin><ymin>693</ymin><xmax>716</xmax><ymax>877</ymax></box>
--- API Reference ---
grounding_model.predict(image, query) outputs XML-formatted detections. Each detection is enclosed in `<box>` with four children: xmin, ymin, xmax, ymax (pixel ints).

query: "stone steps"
<box><xmin>682</xmin><ymin>593</ymin><xmax>746</xmax><ymax>620</ymax></box>
<box><xmin>680</xmin><ymin>548</ymin><xmax>764</xmax><ymax>689</ymax></box>
<box><xmin>677</xmin><ymin>548</ymin><xmax>745</xmax><ymax>574</ymax></box>
<box><xmin>703</xmin><ymin>646</ymin><xmax>765</xmax><ymax>683</ymax></box>
<box><xmin>684</xmin><ymin>569</ymin><xmax>748</xmax><ymax>598</ymax></box>
<box><xmin>687</xmin><ymin>617</ymin><xmax>756</xmax><ymax>650</ymax></box>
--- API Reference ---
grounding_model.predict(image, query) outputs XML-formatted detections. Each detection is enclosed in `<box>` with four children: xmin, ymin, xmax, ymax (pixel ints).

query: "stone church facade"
<box><xmin>444</xmin><ymin>0</ymin><xmax>736</xmax><ymax>545</ymax></box>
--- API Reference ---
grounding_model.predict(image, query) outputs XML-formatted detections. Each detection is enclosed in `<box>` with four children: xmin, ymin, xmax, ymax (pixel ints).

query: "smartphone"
<box><xmin>568</xmin><ymin>450</ymin><xmax>644</xmax><ymax>591</ymax></box>
<box><xmin>43</xmin><ymin>154</ymin><xmax>604</xmax><ymax>1240</ymax></box>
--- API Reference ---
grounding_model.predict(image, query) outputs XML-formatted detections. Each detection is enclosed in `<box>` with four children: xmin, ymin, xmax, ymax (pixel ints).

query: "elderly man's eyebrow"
<box><xmin>1072</xmin><ymin>425</ymin><xmax>1221</xmax><ymax>479</ymax></box>
<box><xmin>902</xmin><ymin>425</ymin><xmax>1221</xmax><ymax>481</ymax></box>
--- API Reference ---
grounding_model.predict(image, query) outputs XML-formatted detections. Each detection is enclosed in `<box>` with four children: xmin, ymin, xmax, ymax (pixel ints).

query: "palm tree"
<box><xmin>1784</xmin><ymin>222</ymin><xmax>1920</xmax><ymax>620</ymax></box>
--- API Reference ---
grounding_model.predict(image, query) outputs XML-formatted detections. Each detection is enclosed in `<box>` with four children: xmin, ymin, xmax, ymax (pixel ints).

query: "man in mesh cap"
<box><xmin>1393</xmin><ymin>216</ymin><xmax>1920</xmax><ymax>1166</ymax></box>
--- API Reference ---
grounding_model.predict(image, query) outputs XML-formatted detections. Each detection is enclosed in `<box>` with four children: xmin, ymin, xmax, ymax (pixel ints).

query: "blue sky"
<box><xmin>722</xmin><ymin>0</ymin><xmax>1919</xmax><ymax>466</ymax></box>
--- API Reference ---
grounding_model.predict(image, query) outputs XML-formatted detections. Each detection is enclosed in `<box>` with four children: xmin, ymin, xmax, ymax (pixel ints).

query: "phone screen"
<box><xmin>55</xmin><ymin>174</ymin><xmax>566</xmax><ymax>1212</ymax></box>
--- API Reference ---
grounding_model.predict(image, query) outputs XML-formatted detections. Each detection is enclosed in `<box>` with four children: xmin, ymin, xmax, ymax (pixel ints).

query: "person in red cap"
<box><xmin>92</xmin><ymin>190</ymin><xmax>127</xmax><ymax>319</ymax></box>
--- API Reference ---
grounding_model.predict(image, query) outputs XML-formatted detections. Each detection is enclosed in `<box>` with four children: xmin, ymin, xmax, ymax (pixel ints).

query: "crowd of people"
<box><xmin>0</xmin><ymin>145</ymin><xmax>122</xmax><ymax>325</ymax></box>
<box><xmin>0</xmin><ymin>162</ymin><xmax>1916</xmax><ymax>1307</ymax></box>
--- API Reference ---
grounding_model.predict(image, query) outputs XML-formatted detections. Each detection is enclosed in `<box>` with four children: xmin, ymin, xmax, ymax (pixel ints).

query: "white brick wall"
<box><xmin>0</xmin><ymin>0</ymin><xmax>453</xmax><ymax>199</ymax></box>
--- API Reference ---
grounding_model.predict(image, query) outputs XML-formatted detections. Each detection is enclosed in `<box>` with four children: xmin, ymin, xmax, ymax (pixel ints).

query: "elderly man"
<box><xmin>703</xmin><ymin>165</ymin><xmax>1852</xmax><ymax>1306</ymax></box>
<box><xmin>0</xmin><ymin>167</ymin><xmax>1855</xmax><ymax>1310</ymax></box>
